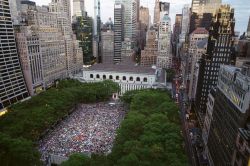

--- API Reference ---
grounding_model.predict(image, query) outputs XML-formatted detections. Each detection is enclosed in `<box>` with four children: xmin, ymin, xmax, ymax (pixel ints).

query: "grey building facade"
<box><xmin>203</xmin><ymin>65</ymin><xmax>250</xmax><ymax>165</ymax></box>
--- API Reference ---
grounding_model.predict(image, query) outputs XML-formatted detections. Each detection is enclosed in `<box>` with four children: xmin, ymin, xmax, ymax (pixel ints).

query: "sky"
<box><xmin>34</xmin><ymin>0</ymin><xmax>250</xmax><ymax>33</ymax></box>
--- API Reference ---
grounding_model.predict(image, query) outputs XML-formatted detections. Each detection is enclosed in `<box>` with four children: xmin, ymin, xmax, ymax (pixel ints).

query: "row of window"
<box><xmin>90</xmin><ymin>74</ymin><xmax>148</xmax><ymax>82</ymax></box>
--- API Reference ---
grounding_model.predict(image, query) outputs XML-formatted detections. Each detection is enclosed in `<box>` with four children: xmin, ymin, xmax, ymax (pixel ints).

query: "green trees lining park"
<box><xmin>0</xmin><ymin>80</ymin><xmax>187</xmax><ymax>166</ymax></box>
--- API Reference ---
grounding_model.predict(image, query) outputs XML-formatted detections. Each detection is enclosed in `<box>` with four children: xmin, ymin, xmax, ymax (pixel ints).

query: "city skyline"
<box><xmin>1</xmin><ymin>0</ymin><xmax>250</xmax><ymax>165</ymax></box>
<box><xmin>34</xmin><ymin>0</ymin><xmax>250</xmax><ymax>33</ymax></box>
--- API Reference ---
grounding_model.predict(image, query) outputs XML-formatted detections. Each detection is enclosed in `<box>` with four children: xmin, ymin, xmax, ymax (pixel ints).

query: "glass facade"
<box><xmin>72</xmin><ymin>15</ymin><xmax>93</xmax><ymax>65</ymax></box>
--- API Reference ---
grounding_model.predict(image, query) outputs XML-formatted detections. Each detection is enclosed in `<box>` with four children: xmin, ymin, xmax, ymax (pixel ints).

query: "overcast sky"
<box><xmin>34</xmin><ymin>0</ymin><xmax>250</xmax><ymax>33</ymax></box>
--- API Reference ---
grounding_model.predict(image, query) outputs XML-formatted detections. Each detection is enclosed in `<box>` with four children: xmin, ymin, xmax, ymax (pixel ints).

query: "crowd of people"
<box><xmin>38</xmin><ymin>102</ymin><xmax>126</xmax><ymax>161</ymax></box>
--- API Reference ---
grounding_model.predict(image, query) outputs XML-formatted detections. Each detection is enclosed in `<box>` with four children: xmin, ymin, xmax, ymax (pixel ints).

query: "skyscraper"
<box><xmin>195</xmin><ymin>5</ymin><xmax>236</xmax><ymax>124</ymax></box>
<box><xmin>153</xmin><ymin>0</ymin><xmax>160</xmax><ymax>25</ymax></box>
<box><xmin>247</xmin><ymin>16</ymin><xmax>250</xmax><ymax>38</ymax></box>
<box><xmin>204</xmin><ymin>0</ymin><xmax>222</xmax><ymax>14</ymax></box>
<box><xmin>179</xmin><ymin>5</ymin><xmax>190</xmax><ymax>44</ymax></box>
<box><xmin>122</xmin><ymin>0</ymin><xmax>138</xmax><ymax>42</ymax></box>
<box><xmin>114</xmin><ymin>3</ymin><xmax>124</xmax><ymax>63</ymax></box>
<box><xmin>141</xmin><ymin>29</ymin><xmax>158</xmax><ymax>67</ymax></box>
<box><xmin>154</xmin><ymin>0</ymin><xmax>170</xmax><ymax>25</ymax></box>
<box><xmin>72</xmin><ymin>15</ymin><xmax>93</xmax><ymax>65</ymax></box>
<box><xmin>190</xmin><ymin>0</ymin><xmax>221</xmax><ymax>34</ymax></box>
<box><xmin>159</xmin><ymin>2</ymin><xmax>170</xmax><ymax>20</ymax></box>
<box><xmin>49</xmin><ymin>0</ymin><xmax>82</xmax><ymax>75</ymax></box>
<box><xmin>191</xmin><ymin>0</ymin><xmax>204</xmax><ymax>14</ymax></box>
<box><xmin>203</xmin><ymin>64</ymin><xmax>250</xmax><ymax>165</ymax></box>
<box><xmin>139</xmin><ymin>6</ymin><xmax>150</xmax><ymax>28</ymax></box>
<box><xmin>15</xmin><ymin>4</ymin><xmax>69</xmax><ymax>95</ymax></box>
<box><xmin>49</xmin><ymin>0</ymin><xmax>71</xmax><ymax>22</ymax></box>
<box><xmin>173</xmin><ymin>14</ymin><xmax>182</xmax><ymax>56</ymax></box>
<box><xmin>232</xmin><ymin>120</ymin><xmax>250</xmax><ymax>166</ymax></box>
<box><xmin>101</xmin><ymin>30</ymin><xmax>114</xmax><ymax>64</ymax></box>
<box><xmin>0</xmin><ymin>0</ymin><xmax>29</xmax><ymax>110</ymax></box>
<box><xmin>157</xmin><ymin>14</ymin><xmax>172</xmax><ymax>69</ymax></box>
<box><xmin>191</xmin><ymin>0</ymin><xmax>221</xmax><ymax>15</ymax></box>
<box><xmin>9</xmin><ymin>0</ymin><xmax>18</xmax><ymax>24</ymax></box>
<box><xmin>73</xmin><ymin>0</ymin><xmax>85</xmax><ymax>17</ymax></box>
<box><xmin>93</xmin><ymin>0</ymin><xmax>101</xmax><ymax>62</ymax></box>
<box><xmin>135</xmin><ymin>0</ymin><xmax>140</xmax><ymax>23</ymax></box>
<box><xmin>139</xmin><ymin>6</ymin><xmax>150</xmax><ymax>50</ymax></box>
<box><xmin>188</xmin><ymin>28</ymin><xmax>209</xmax><ymax>100</ymax></box>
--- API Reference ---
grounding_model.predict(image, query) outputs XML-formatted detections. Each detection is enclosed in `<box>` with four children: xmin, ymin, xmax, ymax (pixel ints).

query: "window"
<box><xmin>136</xmin><ymin>77</ymin><xmax>140</xmax><ymax>82</ymax></box>
<box><xmin>123</xmin><ymin>76</ymin><xmax>126</xmax><ymax>81</ymax></box>
<box><xmin>96</xmin><ymin>74</ymin><xmax>100</xmax><ymax>79</ymax></box>
<box><xmin>109</xmin><ymin>75</ymin><xmax>113</xmax><ymax>80</ymax></box>
<box><xmin>116</xmin><ymin>76</ymin><xmax>119</xmax><ymax>80</ymax></box>
<box><xmin>129</xmin><ymin>77</ymin><xmax>133</xmax><ymax>81</ymax></box>
<box><xmin>90</xmin><ymin>74</ymin><xmax>93</xmax><ymax>78</ymax></box>
<box><xmin>143</xmin><ymin>77</ymin><xmax>148</xmax><ymax>82</ymax></box>
<box><xmin>103</xmin><ymin>75</ymin><xmax>106</xmax><ymax>80</ymax></box>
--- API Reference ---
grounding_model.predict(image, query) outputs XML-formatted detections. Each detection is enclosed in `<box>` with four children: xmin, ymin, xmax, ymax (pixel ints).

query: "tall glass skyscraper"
<box><xmin>0</xmin><ymin>0</ymin><xmax>29</xmax><ymax>110</ymax></box>
<box><xmin>119</xmin><ymin>0</ymin><xmax>138</xmax><ymax>41</ymax></box>
<box><xmin>114</xmin><ymin>3</ymin><xmax>124</xmax><ymax>63</ymax></box>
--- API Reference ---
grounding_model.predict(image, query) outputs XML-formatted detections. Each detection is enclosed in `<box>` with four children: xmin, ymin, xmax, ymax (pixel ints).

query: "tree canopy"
<box><xmin>62</xmin><ymin>89</ymin><xmax>188</xmax><ymax>166</ymax></box>
<box><xmin>0</xmin><ymin>81</ymin><xmax>187</xmax><ymax>166</ymax></box>
<box><xmin>0</xmin><ymin>80</ymin><xmax>119</xmax><ymax>166</ymax></box>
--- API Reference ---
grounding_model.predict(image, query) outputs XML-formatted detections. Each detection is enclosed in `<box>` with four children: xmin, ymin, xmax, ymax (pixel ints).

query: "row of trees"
<box><xmin>61</xmin><ymin>89</ymin><xmax>188</xmax><ymax>166</ymax></box>
<box><xmin>0</xmin><ymin>80</ymin><xmax>119</xmax><ymax>166</ymax></box>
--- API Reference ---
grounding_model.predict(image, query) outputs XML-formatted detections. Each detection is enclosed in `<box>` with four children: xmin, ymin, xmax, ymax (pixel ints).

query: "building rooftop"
<box><xmin>191</xmin><ymin>27</ymin><xmax>209</xmax><ymax>35</ymax></box>
<box><xmin>86</xmin><ymin>63</ymin><xmax>156</xmax><ymax>75</ymax></box>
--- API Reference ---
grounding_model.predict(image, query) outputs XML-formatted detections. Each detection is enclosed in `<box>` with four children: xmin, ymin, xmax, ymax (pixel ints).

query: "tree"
<box><xmin>61</xmin><ymin>153</ymin><xmax>90</xmax><ymax>166</ymax></box>
<box><xmin>0</xmin><ymin>133</ymin><xmax>41</xmax><ymax>166</ymax></box>
<box><xmin>117</xmin><ymin>153</ymin><xmax>139</xmax><ymax>166</ymax></box>
<box><xmin>0</xmin><ymin>80</ymin><xmax>119</xmax><ymax>165</ymax></box>
<box><xmin>0</xmin><ymin>85</ymin><xmax>187</xmax><ymax>165</ymax></box>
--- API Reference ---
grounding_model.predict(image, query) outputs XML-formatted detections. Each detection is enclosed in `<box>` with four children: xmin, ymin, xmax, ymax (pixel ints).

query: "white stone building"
<box><xmin>77</xmin><ymin>64</ymin><xmax>165</xmax><ymax>95</ymax></box>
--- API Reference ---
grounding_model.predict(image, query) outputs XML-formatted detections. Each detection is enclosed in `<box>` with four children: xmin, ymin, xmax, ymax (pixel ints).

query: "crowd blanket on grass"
<box><xmin>61</xmin><ymin>89</ymin><xmax>188</xmax><ymax>166</ymax></box>
<box><xmin>0</xmin><ymin>80</ymin><xmax>119</xmax><ymax>166</ymax></box>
